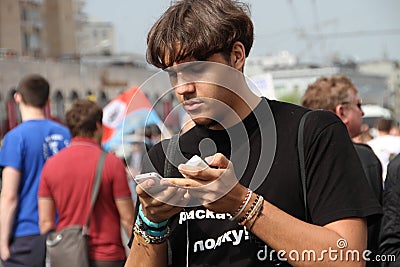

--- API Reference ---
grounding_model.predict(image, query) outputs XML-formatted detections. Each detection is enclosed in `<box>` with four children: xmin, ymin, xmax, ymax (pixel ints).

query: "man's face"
<box><xmin>165</xmin><ymin>53</ymin><xmax>244</xmax><ymax>129</ymax></box>
<box><xmin>341</xmin><ymin>91</ymin><xmax>364</xmax><ymax>138</ymax></box>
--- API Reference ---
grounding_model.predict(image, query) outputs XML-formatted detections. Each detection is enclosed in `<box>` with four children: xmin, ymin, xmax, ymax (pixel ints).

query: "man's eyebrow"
<box><xmin>163</xmin><ymin>68</ymin><xmax>175</xmax><ymax>74</ymax></box>
<box><xmin>164</xmin><ymin>62</ymin><xmax>204</xmax><ymax>74</ymax></box>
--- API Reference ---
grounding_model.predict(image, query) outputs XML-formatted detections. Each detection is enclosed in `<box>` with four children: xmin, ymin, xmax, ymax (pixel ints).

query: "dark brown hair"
<box><xmin>376</xmin><ymin>118</ymin><xmax>393</xmax><ymax>133</ymax></box>
<box><xmin>147</xmin><ymin>0</ymin><xmax>254</xmax><ymax>68</ymax></box>
<box><xmin>302</xmin><ymin>76</ymin><xmax>358</xmax><ymax>111</ymax></box>
<box><xmin>66</xmin><ymin>99</ymin><xmax>103</xmax><ymax>138</ymax></box>
<box><xmin>17</xmin><ymin>74</ymin><xmax>49</xmax><ymax>108</ymax></box>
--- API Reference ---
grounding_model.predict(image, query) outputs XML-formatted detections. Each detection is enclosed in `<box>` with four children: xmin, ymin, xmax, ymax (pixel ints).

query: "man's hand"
<box><xmin>165</xmin><ymin>153</ymin><xmax>248</xmax><ymax>215</ymax></box>
<box><xmin>0</xmin><ymin>242</ymin><xmax>10</xmax><ymax>261</ymax></box>
<box><xmin>136</xmin><ymin>178</ymin><xmax>190</xmax><ymax>222</ymax></box>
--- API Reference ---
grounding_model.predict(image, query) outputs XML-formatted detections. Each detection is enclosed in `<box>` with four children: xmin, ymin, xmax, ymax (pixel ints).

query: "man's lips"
<box><xmin>183</xmin><ymin>99</ymin><xmax>204</xmax><ymax>111</ymax></box>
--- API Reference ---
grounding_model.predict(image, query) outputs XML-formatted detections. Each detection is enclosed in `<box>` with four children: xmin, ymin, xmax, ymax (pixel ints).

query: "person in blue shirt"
<box><xmin>0</xmin><ymin>74</ymin><xmax>71</xmax><ymax>267</ymax></box>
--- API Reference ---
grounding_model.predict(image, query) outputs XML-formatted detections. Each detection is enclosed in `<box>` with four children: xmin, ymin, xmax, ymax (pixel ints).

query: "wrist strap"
<box><xmin>138</xmin><ymin>204</ymin><xmax>168</xmax><ymax>228</ymax></box>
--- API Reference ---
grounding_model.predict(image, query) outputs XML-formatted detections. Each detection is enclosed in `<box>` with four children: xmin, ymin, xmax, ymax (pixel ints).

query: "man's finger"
<box><xmin>161</xmin><ymin>177</ymin><xmax>203</xmax><ymax>188</ymax></box>
<box><xmin>205</xmin><ymin>153</ymin><xmax>230</xmax><ymax>169</ymax></box>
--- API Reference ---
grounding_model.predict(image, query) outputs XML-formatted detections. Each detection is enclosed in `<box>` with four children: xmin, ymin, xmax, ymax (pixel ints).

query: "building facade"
<box><xmin>0</xmin><ymin>0</ymin><xmax>83</xmax><ymax>58</ymax></box>
<box><xmin>78</xmin><ymin>19</ymin><xmax>115</xmax><ymax>55</ymax></box>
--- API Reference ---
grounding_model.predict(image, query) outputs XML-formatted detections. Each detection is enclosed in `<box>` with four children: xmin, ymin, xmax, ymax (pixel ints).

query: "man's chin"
<box><xmin>192</xmin><ymin>117</ymin><xmax>220</xmax><ymax>129</ymax></box>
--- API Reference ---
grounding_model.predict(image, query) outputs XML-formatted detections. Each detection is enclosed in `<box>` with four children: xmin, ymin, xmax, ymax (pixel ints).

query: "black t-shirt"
<box><xmin>141</xmin><ymin>98</ymin><xmax>382</xmax><ymax>267</ymax></box>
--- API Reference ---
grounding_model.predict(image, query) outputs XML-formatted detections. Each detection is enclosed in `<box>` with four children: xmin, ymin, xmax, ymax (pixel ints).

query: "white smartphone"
<box><xmin>181</xmin><ymin>155</ymin><xmax>209</xmax><ymax>178</ymax></box>
<box><xmin>185</xmin><ymin>155</ymin><xmax>208</xmax><ymax>169</ymax></box>
<box><xmin>134</xmin><ymin>172</ymin><xmax>164</xmax><ymax>193</ymax></box>
<box><xmin>134</xmin><ymin>172</ymin><xmax>163</xmax><ymax>184</ymax></box>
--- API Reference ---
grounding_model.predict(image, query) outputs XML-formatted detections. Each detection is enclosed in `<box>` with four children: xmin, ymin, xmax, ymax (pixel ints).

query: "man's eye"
<box><xmin>168</xmin><ymin>72</ymin><xmax>177</xmax><ymax>84</ymax></box>
<box><xmin>168</xmin><ymin>72</ymin><xmax>177</xmax><ymax>78</ymax></box>
<box><xmin>189</xmin><ymin>64</ymin><xmax>206</xmax><ymax>74</ymax></box>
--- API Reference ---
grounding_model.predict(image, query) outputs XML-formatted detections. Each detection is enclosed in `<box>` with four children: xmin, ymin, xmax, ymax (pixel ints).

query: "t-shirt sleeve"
<box><xmin>0</xmin><ymin>131</ymin><xmax>23</xmax><ymax>170</ymax></box>
<box><xmin>109</xmin><ymin>155</ymin><xmax>132</xmax><ymax>199</ymax></box>
<box><xmin>304</xmin><ymin>111</ymin><xmax>382</xmax><ymax>226</ymax></box>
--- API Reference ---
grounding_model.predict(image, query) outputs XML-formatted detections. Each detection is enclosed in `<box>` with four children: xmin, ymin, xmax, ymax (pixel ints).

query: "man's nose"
<box><xmin>174</xmin><ymin>77</ymin><xmax>196</xmax><ymax>95</ymax></box>
<box><xmin>175</xmin><ymin>83</ymin><xmax>196</xmax><ymax>95</ymax></box>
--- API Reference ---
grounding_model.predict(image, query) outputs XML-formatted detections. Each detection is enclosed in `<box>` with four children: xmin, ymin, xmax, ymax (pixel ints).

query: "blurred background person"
<box><xmin>0</xmin><ymin>74</ymin><xmax>71</xmax><ymax>267</ymax></box>
<box><xmin>38</xmin><ymin>99</ymin><xmax>134</xmax><ymax>267</ymax></box>
<box><xmin>389</xmin><ymin>124</ymin><xmax>400</xmax><ymax>137</ymax></box>
<box><xmin>368</xmin><ymin>118</ymin><xmax>400</xmax><ymax>182</ymax></box>
<box><xmin>144</xmin><ymin>124</ymin><xmax>161</xmax><ymax>150</ymax></box>
<box><xmin>353</xmin><ymin>123</ymin><xmax>374</xmax><ymax>144</ymax></box>
<box><xmin>379</xmin><ymin>152</ymin><xmax>400</xmax><ymax>266</ymax></box>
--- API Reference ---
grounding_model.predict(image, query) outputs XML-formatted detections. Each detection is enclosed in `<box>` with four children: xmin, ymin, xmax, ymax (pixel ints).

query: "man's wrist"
<box><xmin>229</xmin><ymin>188</ymin><xmax>252</xmax><ymax>221</ymax></box>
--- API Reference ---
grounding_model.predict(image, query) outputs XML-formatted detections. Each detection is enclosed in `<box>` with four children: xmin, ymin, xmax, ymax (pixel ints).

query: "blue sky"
<box><xmin>84</xmin><ymin>0</ymin><xmax>400</xmax><ymax>64</ymax></box>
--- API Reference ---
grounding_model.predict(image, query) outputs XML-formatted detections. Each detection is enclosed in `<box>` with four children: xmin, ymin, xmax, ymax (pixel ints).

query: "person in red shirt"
<box><xmin>38</xmin><ymin>99</ymin><xmax>134</xmax><ymax>267</ymax></box>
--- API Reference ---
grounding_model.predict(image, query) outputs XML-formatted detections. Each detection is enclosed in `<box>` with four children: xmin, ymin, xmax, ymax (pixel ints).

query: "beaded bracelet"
<box><xmin>136</xmin><ymin>216</ymin><xmax>168</xmax><ymax>237</ymax></box>
<box><xmin>237</xmin><ymin>194</ymin><xmax>262</xmax><ymax>225</ymax></box>
<box><xmin>138</xmin><ymin>204</ymin><xmax>168</xmax><ymax>229</ymax></box>
<box><xmin>241</xmin><ymin>195</ymin><xmax>264</xmax><ymax>227</ymax></box>
<box><xmin>247</xmin><ymin>201</ymin><xmax>264</xmax><ymax>231</ymax></box>
<box><xmin>134</xmin><ymin>223</ymin><xmax>170</xmax><ymax>244</ymax></box>
<box><xmin>229</xmin><ymin>188</ymin><xmax>252</xmax><ymax>221</ymax></box>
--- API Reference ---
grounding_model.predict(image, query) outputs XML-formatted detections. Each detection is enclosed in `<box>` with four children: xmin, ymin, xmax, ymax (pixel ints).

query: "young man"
<box><xmin>0</xmin><ymin>74</ymin><xmax>71</xmax><ymax>266</ymax></box>
<box><xmin>126</xmin><ymin>0</ymin><xmax>381</xmax><ymax>266</ymax></box>
<box><xmin>301</xmin><ymin>76</ymin><xmax>383</xmax><ymax>267</ymax></box>
<box><xmin>38</xmin><ymin>100</ymin><xmax>135</xmax><ymax>267</ymax></box>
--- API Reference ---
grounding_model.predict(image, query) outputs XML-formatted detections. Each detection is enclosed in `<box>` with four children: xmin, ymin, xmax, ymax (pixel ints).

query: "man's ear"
<box><xmin>14</xmin><ymin>91</ymin><xmax>22</xmax><ymax>103</ymax></box>
<box><xmin>230</xmin><ymin>41</ymin><xmax>246</xmax><ymax>70</ymax></box>
<box><xmin>335</xmin><ymin>104</ymin><xmax>348</xmax><ymax>122</ymax></box>
<box><xmin>95</xmin><ymin>122</ymin><xmax>103</xmax><ymax>131</ymax></box>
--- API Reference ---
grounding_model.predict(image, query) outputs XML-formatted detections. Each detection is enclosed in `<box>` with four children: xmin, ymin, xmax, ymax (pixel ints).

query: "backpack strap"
<box><xmin>85</xmin><ymin>150</ymin><xmax>107</xmax><ymax>229</ymax></box>
<box><xmin>163</xmin><ymin>134</ymin><xmax>180</xmax><ymax>266</ymax></box>
<box><xmin>298</xmin><ymin>110</ymin><xmax>312</xmax><ymax>222</ymax></box>
<box><xmin>164</xmin><ymin>134</ymin><xmax>180</xmax><ymax>177</ymax></box>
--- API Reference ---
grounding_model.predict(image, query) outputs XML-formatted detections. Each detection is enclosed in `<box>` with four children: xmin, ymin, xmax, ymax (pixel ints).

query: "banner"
<box><xmin>102</xmin><ymin>86</ymin><xmax>162</xmax><ymax>151</ymax></box>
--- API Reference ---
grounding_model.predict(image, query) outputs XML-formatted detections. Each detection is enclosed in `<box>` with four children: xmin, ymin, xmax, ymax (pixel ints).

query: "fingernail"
<box><xmin>205</xmin><ymin>156</ymin><xmax>213</xmax><ymax>164</ymax></box>
<box><xmin>177</xmin><ymin>188</ymin><xmax>186</xmax><ymax>194</ymax></box>
<box><xmin>160</xmin><ymin>179</ymin><xmax>170</xmax><ymax>186</ymax></box>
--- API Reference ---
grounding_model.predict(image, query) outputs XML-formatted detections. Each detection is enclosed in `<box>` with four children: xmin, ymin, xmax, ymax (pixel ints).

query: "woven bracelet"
<box><xmin>238</xmin><ymin>194</ymin><xmax>261</xmax><ymax>224</ymax></box>
<box><xmin>134</xmin><ymin>223</ymin><xmax>169</xmax><ymax>244</ymax></box>
<box><xmin>241</xmin><ymin>195</ymin><xmax>264</xmax><ymax>227</ymax></box>
<box><xmin>247</xmin><ymin>201</ymin><xmax>264</xmax><ymax>231</ymax></box>
<box><xmin>138</xmin><ymin>204</ymin><xmax>168</xmax><ymax>229</ymax></box>
<box><xmin>136</xmin><ymin>217</ymin><xmax>168</xmax><ymax>237</ymax></box>
<box><xmin>229</xmin><ymin>188</ymin><xmax>252</xmax><ymax>221</ymax></box>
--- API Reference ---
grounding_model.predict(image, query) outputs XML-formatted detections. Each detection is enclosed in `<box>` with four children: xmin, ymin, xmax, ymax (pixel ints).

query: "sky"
<box><xmin>84</xmin><ymin>0</ymin><xmax>400</xmax><ymax>64</ymax></box>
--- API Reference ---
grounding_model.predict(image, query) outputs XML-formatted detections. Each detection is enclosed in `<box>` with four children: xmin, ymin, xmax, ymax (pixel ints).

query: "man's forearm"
<box><xmin>0</xmin><ymin>194</ymin><xmax>18</xmax><ymax>250</ymax></box>
<box><xmin>126</xmin><ymin>233</ymin><xmax>168</xmax><ymax>267</ymax></box>
<box><xmin>250</xmin><ymin>200</ymin><xmax>367</xmax><ymax>267</ymax></box>
<box><xmin>39</xmin><ymin>221</ymin><xmax>55</xmax><ymax>234</ymax></box>
<box><xmin>115</xmin><ymin>198</ymin><xmax>135</xmax><ymax>236</ymax></box>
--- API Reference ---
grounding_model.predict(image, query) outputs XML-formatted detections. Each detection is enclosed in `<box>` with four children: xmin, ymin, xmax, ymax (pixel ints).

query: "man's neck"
<box><xmin>20</xmin><ymin>105</ymin><xmax>46</xmax><ymax>121</ymax></box>
<box><xmin>207</xmin><ymin>94</ymin><xmax>261</xmax><ymax>130</ymax></box>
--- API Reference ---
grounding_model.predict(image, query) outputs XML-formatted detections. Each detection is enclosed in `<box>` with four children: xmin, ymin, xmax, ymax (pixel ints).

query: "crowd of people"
<box><xmin>0</xmin><ymin>0</ymin><xmax>399</xmax><ymax>266</ymax></box>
